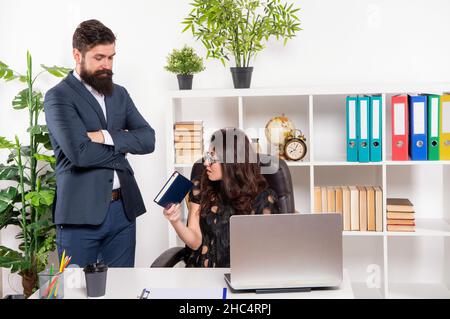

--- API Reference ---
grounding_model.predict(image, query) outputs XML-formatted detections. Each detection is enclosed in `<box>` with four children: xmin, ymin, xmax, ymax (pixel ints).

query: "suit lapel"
<box><xmin>65</xmin><ymin>71</ymin><xmax>107</xmax><ymax>128</ymax></box>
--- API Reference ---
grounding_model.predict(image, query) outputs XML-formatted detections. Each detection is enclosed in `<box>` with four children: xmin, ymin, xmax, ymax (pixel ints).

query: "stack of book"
<box><xmin>174</xmin><ymin>121</ymin><xmax>203</xmax><ymax>164</ymax></box>
<box><xmin>314</xmin><ymin>186</ymin><xmax>383</xmax><ymax>232</ymax></box>
<box><xmin>387</xmin><ymin>198</ymin><xmax>415</xmax><ymax>232</ymax></box>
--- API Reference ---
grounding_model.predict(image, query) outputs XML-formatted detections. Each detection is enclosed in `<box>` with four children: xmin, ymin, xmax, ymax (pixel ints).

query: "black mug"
<box><xmin>83</xmin><ymin>262</ymin><xmax>108</xmax><ymax>298</ymax></box>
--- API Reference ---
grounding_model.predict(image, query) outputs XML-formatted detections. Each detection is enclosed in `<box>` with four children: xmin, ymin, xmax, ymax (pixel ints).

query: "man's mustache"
<box><xmin>94</xmin><ymin>69</ymin><xmax>113</xmax><ymax>77</ymax></box>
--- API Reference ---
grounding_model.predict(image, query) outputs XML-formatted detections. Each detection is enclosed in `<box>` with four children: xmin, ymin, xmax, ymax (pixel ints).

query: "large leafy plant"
<box><xmin>183</xmin><ymin>0</ymin><xmax>302</xmax><ymax>67</ymax></box>
<box><xmin>0</xmin><ymin>52</ymin><xmax>70</xmax><ymax>297</ymax></box>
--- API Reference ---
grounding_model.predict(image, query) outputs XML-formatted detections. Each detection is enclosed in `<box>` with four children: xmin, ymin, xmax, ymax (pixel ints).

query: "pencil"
<box><xmin>53</xmin><ymin>278</ymin><xmax>60</xmax><ymax>297</ymax></box>
<box><xmin>63</xmin><ymin>256</ymin><xmax>72</xmax><ymax>269</ymax></box>
<box><xmin>59</xmin><ymin>250</ymin><xmax>66</xmax><ymax>273</ymax></box>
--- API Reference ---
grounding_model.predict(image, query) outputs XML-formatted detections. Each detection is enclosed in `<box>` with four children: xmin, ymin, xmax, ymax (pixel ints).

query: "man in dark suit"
<box><xmin>44</xmin><ymin>20</ymin><xmax>155</xmax><ymax>267</ymax></box>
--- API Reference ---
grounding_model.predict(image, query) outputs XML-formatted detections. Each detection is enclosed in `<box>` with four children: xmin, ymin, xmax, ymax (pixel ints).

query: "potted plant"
<box><xmin>183</xmin><ymin>0</ymin><xmax>302</xmax><ymax>89</ymax></box>
<box><xmin>165</xmin><ymin>45</ymin><xmax>205</xmax><ymax>90</ymax></box>
<box><xmin>0</xmin><ymin>52</ymin><xmax>70</xmax><ymax>298</ymax></box>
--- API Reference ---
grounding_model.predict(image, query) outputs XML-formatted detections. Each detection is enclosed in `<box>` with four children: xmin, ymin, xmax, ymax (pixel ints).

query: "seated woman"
<box><xmin>163</xmin><ymin>127</ymin><xmax>280</xmax><ymax>267</ymax></box>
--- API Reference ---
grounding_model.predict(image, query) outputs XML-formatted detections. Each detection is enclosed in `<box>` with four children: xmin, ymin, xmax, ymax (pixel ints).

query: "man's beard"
<box><xmin>79</xmin><ymin>61</ymin><xmax>114</xmax><ymax>96</ymax></box>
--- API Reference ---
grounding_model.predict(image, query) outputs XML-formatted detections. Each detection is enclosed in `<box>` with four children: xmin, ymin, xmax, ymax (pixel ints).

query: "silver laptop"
<box><xmin>224</xmin><ymin>213</ymin><xmax>343</xmax><ymax>292</ymax></box>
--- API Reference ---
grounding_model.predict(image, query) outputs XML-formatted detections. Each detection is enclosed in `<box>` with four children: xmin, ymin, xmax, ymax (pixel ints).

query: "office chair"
<box><xmin>151</xmin><ymin>154</ymin><xmax>295</xmax><ymax>267</ymax></box>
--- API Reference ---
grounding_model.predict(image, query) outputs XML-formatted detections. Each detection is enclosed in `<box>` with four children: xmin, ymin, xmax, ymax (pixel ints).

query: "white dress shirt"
<box><xmin>73</xmin><ymin>70</ymin><xmax>121</xmax><ymax>190</ymax></box>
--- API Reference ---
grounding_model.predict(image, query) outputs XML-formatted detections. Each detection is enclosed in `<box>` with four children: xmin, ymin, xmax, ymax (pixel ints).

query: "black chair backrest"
<box><xmin>190</xmin><ymin>154</ymin><xmax>295</xmax><ymax>214</ymax></box>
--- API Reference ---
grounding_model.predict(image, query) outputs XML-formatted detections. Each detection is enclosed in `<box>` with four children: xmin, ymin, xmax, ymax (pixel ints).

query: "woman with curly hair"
<box><xmin>163</xmin><ymin>128</ymin><xmax>279</xmax><ymax>267</ymax></box>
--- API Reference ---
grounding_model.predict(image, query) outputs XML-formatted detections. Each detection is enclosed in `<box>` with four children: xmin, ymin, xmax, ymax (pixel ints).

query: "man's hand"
<box><xmin>87</xmin><ymin>130</ymin><xmax>105</xmax><ymax>144</ymax></box>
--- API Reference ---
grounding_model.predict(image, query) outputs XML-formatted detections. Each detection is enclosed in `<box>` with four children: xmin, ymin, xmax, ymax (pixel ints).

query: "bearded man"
<box><xmin>44</xmin><ymin>19</ymin><xmax>155</xmax><ymax>267</ymax></box>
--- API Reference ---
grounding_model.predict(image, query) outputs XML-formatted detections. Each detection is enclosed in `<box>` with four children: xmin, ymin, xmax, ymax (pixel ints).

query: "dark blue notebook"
<box><xmin>153</xmin><ymin>171</ymin><xmax>194</xmax><ymax>208</ymax></box>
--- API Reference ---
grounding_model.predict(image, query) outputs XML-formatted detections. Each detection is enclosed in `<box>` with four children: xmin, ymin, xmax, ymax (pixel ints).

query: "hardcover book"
<box><xmin>154</xmin><ymin>171</ymin><xmax>193</xmax><ymax>209</ymax></box>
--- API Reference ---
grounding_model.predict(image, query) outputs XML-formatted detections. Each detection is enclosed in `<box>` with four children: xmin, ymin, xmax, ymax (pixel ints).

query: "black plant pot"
<box><xmin>230</xmin><ymin>67</ymin><xmax>253</xmax><ymax>89</ymax></box>
<box><xmin>177</xmin><ymin>74</ymin><xmax>193</xmax><ymax>90</ymax></box>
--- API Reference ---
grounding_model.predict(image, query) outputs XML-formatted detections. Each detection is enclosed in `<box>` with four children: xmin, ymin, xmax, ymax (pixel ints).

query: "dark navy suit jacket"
<box><xmin>44</xmin><ymin>71</ymin><xmax>155</xmax><ymax>225</ymax></box>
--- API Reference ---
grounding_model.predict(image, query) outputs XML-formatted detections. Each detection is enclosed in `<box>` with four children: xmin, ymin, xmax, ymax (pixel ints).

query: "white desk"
<box><xmin>30</xmin><ymin>268</ymin><xmax>353</xmax><ymax>299</ymax></box>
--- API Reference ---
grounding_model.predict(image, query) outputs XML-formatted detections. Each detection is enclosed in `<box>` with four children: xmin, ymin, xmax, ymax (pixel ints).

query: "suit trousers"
<box><xmin>56</xmin><ymin>199</ymin><xmax>136</xmax><ymax>268</ymax></box>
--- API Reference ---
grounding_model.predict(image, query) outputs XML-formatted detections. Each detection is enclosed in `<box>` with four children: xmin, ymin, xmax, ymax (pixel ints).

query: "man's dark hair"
<box><xmin>72</xmin><ymin>19</ymin><xmax>116</xmax><ymax>55</ymax></box>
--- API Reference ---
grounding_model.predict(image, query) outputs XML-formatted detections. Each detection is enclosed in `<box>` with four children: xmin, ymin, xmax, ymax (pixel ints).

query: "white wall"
<box><xmin>1</xmin><ymin>0</ymin><xmax>450</xmax><ymax>296</ymax></box>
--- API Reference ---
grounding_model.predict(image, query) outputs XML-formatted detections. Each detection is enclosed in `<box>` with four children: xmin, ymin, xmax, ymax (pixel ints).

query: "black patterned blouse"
<box><xmin>184</xmin><ymin>177</ymin><xmax>280</xmax><ymax>268</ymax></box>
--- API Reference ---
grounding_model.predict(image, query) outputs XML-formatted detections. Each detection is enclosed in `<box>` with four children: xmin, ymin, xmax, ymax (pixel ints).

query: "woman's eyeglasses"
<box><xmin>204</xmin><ymin>151</ymin><xmax>220</xmax><ymax>165</ymax></box>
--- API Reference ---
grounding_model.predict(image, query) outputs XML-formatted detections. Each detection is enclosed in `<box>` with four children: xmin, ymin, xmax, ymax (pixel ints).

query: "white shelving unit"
<box><xmin>167</xmin><ymin>86</ymin><xmax>450</xmax><ymax>299</ymax></box>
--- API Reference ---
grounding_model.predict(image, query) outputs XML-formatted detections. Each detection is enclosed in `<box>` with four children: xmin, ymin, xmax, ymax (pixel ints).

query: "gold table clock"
<box><xmin>283</xmin><ymin>129</ymin><xmax>307</xmax><ymax>161</ymax></box>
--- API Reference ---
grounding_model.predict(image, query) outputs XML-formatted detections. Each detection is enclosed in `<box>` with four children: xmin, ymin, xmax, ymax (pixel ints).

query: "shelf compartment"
<box><xmin>312</xmin><ymin>94</ymin><xmax>386</xmax><ymax>164</ymax></box>
<box><xmin>343</xmin><ymin>237</ymin><xmax>386</xmax><ymax>299</ymax></box>
<box><xmin>385</xmin><ymin>92</ymin><xmax>448</xmax><ymax>162</ymax></box>
<box><xmin>387</xmin><ymin>236</ymin><xmax>449</xmax><ymax>298</ymax></box>
<box><xmin>313</xmin><ymin>94</ymin><xmax>347</xmax><ymax>163</ymax></box>
<box><xmin>173</xmin><ymin>97</ymin><xmax>239</xmax><ymax>134</ymax></box>
<box><xmin>242</xmin><ymin>96</ymin><xmax>310</xmax><ymax>162</ymax></box>
<box><xmin>386</xmin><ymin>165</ymin><xmax>449</xmax><ymax>221</ymax></box>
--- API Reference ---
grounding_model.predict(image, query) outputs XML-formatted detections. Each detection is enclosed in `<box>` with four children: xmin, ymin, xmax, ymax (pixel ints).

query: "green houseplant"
<box><xmin>165</xmin><ymin>45</ymin><xmax>205</xmax><ymax>90</ymax></box>
<box><xmin>183</xmin><ymin>0</ymin><xmax>301</xmax><ymax>88</ymax></box>
<box><xmin>0</xmin><ymin>52</ymin><xmax>70</xmax><ymax>297</ymax></box>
